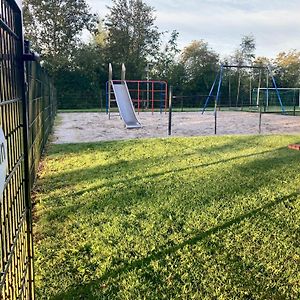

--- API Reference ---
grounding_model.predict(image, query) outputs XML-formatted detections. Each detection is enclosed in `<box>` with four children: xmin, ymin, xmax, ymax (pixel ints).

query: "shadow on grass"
<box><xmin>51</xmin><ymin>190</ymin><xmax>299</xmax><ymax>300</ymax></box>
<box><xmin>36</xmin><ymin>136</ymin><xmax>300</xmax><ymax>299</ymax></box>
<box><xmin>42</xmin><ymin>146</ymin><xmax>285</xmax><ymax>198</ymax></box>
<box><xmin>41</xmin><ymin>147</ymin><xmax>283</xmax><ymax>225</ymax></box>
<box><xmin>43</xmin><ymin>145</ymin><xmax>295</xmax><ymax>216</ymax></box>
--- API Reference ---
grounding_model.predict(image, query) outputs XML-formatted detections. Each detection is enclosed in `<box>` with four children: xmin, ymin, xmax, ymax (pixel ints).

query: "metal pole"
<box><xmin>249</xmin><ymin>73</ymin><xmax>252</xmax><ymax>106</ymax></box>
<box><xmin>160</xmin><ymin>82</ymin><xmax>163</xmax><ymax>114</ymax></box>
<box><xmin>293</xmin><ymin>89</ymin><xmax>296</xmax><ymax>116</ymax></box>
<box><xmin>214</xmin><ymin>98</ymin><xmax>217</xmax><ymax>135</ymax></box>
<box><xmin>215</xmin><ymin>65</ymin><xmax>224</xmax><ymax>111</ymax></box>
<box><xmin>146</xmin><ymin>63</ymin><xmax>150</xmax><ymax>109</ymax></box>
<box><xmin>138</xmin><ymin>81</ymin><xmax>140</xmax><ymax>114</ymax></box>
<box><xmin>181</xmin><ymin>97</ymin><xmax>183</xmax><ymax>112</ymax></box>
<box><xmin>229</xmin><ymin>75</ymin><xmax>232</xmax><ymax>108</ymax></box>
<box><xmin>259</xmin><ymin>104</ymin><xmax>262</xmax><ymax>134</ymax></box>
<box><xmin>236</xmin><ymin>71</ymin><xmax>241</xmax><ymax>108</ymax></box>
<box><xmin>106</xmin><ymin>81</ymin><xmax>109</xmax><ymax>114</ymax></box>
<box><xmin>268</xmin><ymin>66</ymin><xmax>285</xmax><ymax>113</ymax></box>
<box><xmin>168</xmin><ymin>86</ymin><xmax>173</xmax><ymax>136</ymax></box>
<box><xmin>256</xmin><ymin>70</ymin><xmax>262</xmax><ymax>107</ymax></box>
<box><xmin>21</xmin><ymin>37</ymin><xmax>35</xmax><ymax>300</ymax></box>
<box><xmin>121</xmin><ymin>63</ymin><xmax>126</xmax><ymax>81</ymax></box>
<box><xmin>202</xmin><ymin>72</ymin><xmax>219</xmax><ymax>114</ymax></box>
<box><xmin>108</xmin><ymin>63</ymin><xmax>113</xmax><ymax>119</ymax></box>
<box><xmin>266</xmin><ymin>70</ymin><xmax>269</xmax><ymax>109</ymax></box>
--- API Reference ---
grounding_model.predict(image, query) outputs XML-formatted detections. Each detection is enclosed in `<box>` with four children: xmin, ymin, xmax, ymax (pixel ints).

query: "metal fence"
<box><xmin>0</xmin><ymin>0</ymin><xmax>56</xmax><ymax>299</ymax></box>
<box><xmin>27</xmin><ymin>61</ymin><xmax>57</xmax><ymax>186</ymax></box>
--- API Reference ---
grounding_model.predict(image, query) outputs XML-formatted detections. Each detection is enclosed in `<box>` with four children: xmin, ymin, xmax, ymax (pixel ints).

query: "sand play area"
<box><xmin>53</xmin><ymin>111</ymin><xmax>300</xmax><ymax>144</ymax></box>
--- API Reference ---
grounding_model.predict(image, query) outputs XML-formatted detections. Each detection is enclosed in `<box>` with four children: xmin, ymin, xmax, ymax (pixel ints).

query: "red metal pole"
<box><xmin>138</xmin><ymin>81</ymin><xmax>140</xmax><ymax>114</ymax></box>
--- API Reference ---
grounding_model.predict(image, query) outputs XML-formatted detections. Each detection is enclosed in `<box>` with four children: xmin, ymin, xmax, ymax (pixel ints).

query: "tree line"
<box><xmin>23</xmin><ymin>0</ymin><xmax>300</xmax><ymax>109</ymax></box>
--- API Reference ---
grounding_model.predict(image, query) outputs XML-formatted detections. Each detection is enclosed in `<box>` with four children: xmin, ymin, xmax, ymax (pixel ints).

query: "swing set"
<box><xmin>202</xmin><ymin>64</ymin><xmax>285</xmax><ymax>114</ymax></box>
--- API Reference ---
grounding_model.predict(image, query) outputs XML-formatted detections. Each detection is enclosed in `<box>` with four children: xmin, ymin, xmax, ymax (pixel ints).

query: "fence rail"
<box><xmin>0</xmin><ymin>0</ymin><xmax>57</xmax><ymax>299</ymax></box>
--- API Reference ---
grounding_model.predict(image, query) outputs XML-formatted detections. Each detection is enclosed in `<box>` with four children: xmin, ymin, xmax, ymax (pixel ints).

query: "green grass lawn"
<box><xmin>34</xmin><ymin>135</ymin><xmax>300</xmax><ymax>299</ymax></box>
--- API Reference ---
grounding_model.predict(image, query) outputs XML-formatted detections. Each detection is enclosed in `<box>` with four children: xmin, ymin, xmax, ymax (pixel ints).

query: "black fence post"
<box><xmin>214</xmin><ymin>98</ymin><xmax>218</xmax><ymax>135</ymax></box>
<box><xmin>168</xmin><ymin>86</ymin><xmax>173</xmax><ymax>136</ymax></box>
<box><xmin>259</xmin><ymin>104</ymin><xmax>262</xmax><ymax>134</ymax></box>
<box><xmin>22</xmin><ymin>46</ymin><xmax>36</xmax><ymax>300</ymax></box>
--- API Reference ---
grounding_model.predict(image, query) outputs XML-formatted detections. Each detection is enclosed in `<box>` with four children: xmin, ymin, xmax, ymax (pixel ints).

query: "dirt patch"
<box><xmin>52</xmin><ymin>111</ymin><xmax>300</xmax><ymax>144</ymax></box>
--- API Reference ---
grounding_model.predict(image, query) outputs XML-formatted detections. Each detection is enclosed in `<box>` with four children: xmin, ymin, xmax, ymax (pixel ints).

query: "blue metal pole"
<box><xmin>215</xmin><ymin>65</ymin><xmax>224</xmax><ymax>114</ymax></box>
<box><xmin>202</xmin><ymin>72</ymin><xmax>219</xmax><ymax>114</ymax></box>
<box><xmin>268</xmin><ymin>66</ymin><xmax>285</xmax><ymax>113</ymax></box>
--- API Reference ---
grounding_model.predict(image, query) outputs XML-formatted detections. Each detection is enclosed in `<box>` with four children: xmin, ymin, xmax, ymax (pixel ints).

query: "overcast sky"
<box><xmin>86</xmin><ymin>0</ymin><xmax>300</xmax><ymax>59</ymax></box>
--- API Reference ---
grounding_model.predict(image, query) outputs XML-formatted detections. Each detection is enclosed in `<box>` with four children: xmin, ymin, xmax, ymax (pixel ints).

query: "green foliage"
<box><xmin>105</xmin><ymin>0</ymin><xmax>161</xmax><ymax>79</ymax></box>
<box><xmin>23</xmin><ymin>0</ymin><xmax>300</xmax><ymax>109</ymax></box>
<box><xmin>23</xmin><ymin>0</ymin><xmax>97</xmax><ymax>72</ymax></box>
<box><xmin>152</xmin><ymin>30</ymin><xmax>180</xmax><ymax>80</ymax></box>
<box><xmin>229</xmin><ymin>34</ymin><xmax>256</xmax><ymax>66</ymax></box>
<box><xmin>23</xmin><ymin>0</ymin><xmax>104</xmax><ymax>109</ymax></box>
<box><xmin>34</xmin><ymin>135</ymin><xmax>300</xmax><ymax>299</ymax></box>
<box><xmin>180</xmin><ymin>40</ymin><xmax>220</xmax><ymax>94</ymax></box>
<box><xmin>52</xmin><ymin>43</ymin><xmax>107</xmax><ymax>109</ymax></box>
<box><xmin>273</xmin><ymin>50</ymin><xmax>300</xmax><ymax>87</ymax></box>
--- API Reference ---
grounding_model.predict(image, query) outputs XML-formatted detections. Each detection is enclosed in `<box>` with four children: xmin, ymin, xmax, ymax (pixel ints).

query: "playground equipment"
<box><xmin>111</xmin><ymin>81</ymin><xmax>142</xmax><ymax>129</ymax></box>
<box><xmin>108</xmin><ymin>63</ymin><xmax>141</xmax><ymax>129</ymax></box>
<box><xmin>202</xmin><ymin>64</ymin><xmax>285</xmax><ymax>114</ymax></box>
<box><xmin>107</xmin><ymin>64</ymin><xmax>168</xmax><ymax>127</ymax></box>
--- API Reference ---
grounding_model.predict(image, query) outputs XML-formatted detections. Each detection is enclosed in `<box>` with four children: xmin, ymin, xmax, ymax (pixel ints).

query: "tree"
<box><xmin>180</xmin><ymin>40</ymin><xmax>219</xmax><ymax>94</ymax></box>
<box><xmin>273</xmin><ymin>50</ymin><xmax>300</xmax><ymax>87</ymax></box>
<box><xmin>230</xmin><ymin>34</ymin><xmax>256</xmax><ymax>66</ymax></box>
<box><xmin>55</xmin><ymin>42</ymin><xmax>107</xmax><ymax>109</ymax></box>
<box><xmin>229</xmin><ymin>34</ymin><xmax>256</xmax><ymax>106</ymax></box>
<box><xmin>152</xmin><ymin>30</ymin><xmax>180</xmax><ymax>79</ymax></box>
<box><xmin>105</xmin><ymin>0</ymin><xmax>161</xmax><ymax>79</ymax></box>
<box><xmin>240</xmin><ymin>34</ymin><xmax>256</xmax><ymax>65</ymax></box>
<box><xmin>23</xmin><ymin>0</ymin><xmax>97</xmax><ymax>72</ymax></box>
<box><xmin>92</xmin><ymin>19</ymin><xmax>108</xmax><ymax>47</ymax></box>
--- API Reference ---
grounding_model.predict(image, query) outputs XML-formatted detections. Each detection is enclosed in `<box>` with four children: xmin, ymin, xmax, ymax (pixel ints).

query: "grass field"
<box><xmin>34</xmin><ymin>135</ymin><xmax>300</xmax><ymax>299</ymax></box>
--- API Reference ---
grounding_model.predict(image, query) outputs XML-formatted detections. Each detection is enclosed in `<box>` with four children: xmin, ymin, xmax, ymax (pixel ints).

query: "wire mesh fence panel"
<box><xmin>27</xmin><ymin>61</ymin><xmax>57</xmax><ymax>186</ymax></box>
<box><xmin>58</xmin><ymin>92</ymin><xmax>103</xmax><ymax>110</ymax></box>
<box><xmin>0</xmin><ymin>0</ymin><xmax>34</xmax><ymax>298</ymax></box>
<box><xmin>0</xmin><ymin>0</ymin><xmax>56</xmax><ymax>299</ymax></box>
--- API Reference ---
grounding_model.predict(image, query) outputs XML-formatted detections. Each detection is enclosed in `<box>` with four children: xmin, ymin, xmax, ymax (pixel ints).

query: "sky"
<box><xmin>86</xmin><ymin>0</ymin><xmax>300</xmax><ymax>59</ymax></box>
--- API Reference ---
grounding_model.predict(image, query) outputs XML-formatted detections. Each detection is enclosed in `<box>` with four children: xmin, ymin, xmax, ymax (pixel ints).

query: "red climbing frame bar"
<box><xmin>112</xmin><ymin>80</ymin><xmax>168</xmax><ymax>113</ymax></box>
<box><xmin>138</xmin><ymin>81</ymin><xmax>140</xmax><ymax>113</ymax></box>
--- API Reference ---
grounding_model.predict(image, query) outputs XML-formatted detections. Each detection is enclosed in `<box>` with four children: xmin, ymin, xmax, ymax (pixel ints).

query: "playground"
<box><xmin>34</xmin><ymin>63</ymin><xmax>300</xmax><ymax>299</ymax></box>
<box><xmin>2</xmin><ymin>0</ymin><xmax>300</xmax><ymax>299</ymax></box>
<box><xmin>53</xmin><ymin>111</ymin><xmax>300</xmax><ymax>143</ymax></box>
<box><xmin>35</xmin><ymin>135</ymin><xmax>300</xmax><ymax>299</ymax></box>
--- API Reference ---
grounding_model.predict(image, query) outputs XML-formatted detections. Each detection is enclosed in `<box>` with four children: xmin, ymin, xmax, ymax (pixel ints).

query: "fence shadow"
<box><xmin>51</xmin><ymin>190</ymin><xmax>299</xmax><ymax>300</ymax></box>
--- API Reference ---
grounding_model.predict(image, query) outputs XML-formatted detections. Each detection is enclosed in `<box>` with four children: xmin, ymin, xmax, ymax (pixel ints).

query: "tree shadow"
<box><xmin>35</xmin><ymin>136</ymin><xmax>300</xmax><ymax>299</ymax></box>
<box><xmin>51</xmin><ymin>191</ymin><xmax>299</xmax><ymax>300</ymax></box>
<box><xmin>40</xmin><ymin>147</ymin><xmax>282</xmax><ymax>224</ymax></box>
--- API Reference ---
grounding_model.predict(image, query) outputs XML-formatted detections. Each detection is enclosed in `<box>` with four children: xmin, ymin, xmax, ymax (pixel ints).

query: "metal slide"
<box><xmin>112</xmin><ymin>81</ymin><xmax>142</xmax><ymax>129</ymax></box>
